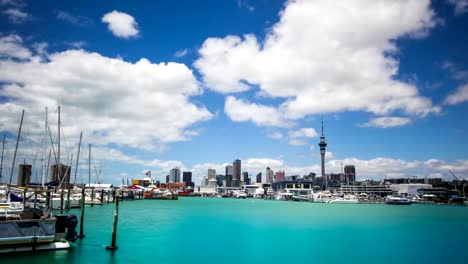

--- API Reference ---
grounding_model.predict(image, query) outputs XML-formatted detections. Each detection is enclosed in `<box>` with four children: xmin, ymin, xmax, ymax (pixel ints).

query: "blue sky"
<box><xmin>0</xmin><ymin>0</ymin><xmax>467</xmax><ymax>185</ymax></box>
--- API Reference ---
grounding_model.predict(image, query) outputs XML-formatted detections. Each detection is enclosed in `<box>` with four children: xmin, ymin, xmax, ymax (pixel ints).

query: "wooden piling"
<box><xmin>60</xmin><ymin>189</ymin><xmax>64</xmax><ymax>214</ymax></box>
<box><xmin>106</xmin><ymin>190</ymin><xmax>120</xmax><ymax>250</ymax></box>
<box><xmin>77</xmin><ymin>187</ymin><xmax>86</xmax><ymax>238</ymax></box>
<box><xmin>91</xmin><ymin>188</ymin><xmax>94</xmax><ymax>207</ymax></box>
<box><xmin>101</xmin><ymin>189</ymin><xmax>104</xmax><ymax>204</ymax></box>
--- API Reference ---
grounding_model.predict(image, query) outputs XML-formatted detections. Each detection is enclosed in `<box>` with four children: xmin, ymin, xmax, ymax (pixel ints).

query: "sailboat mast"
<box><xmin>8</xmin><ymin>110</ymin><xmax>25</xmax><ymax>192</ymax></box>
<box><xmin>73</xmin><ymin>132</ymin><xmax>82</xmax><ymax>185</ymax></box>
<box><xmin>88</xmin><ymin>144</ymin><xmax>91</xmax><ymax>187</ymax></box>
<box><xmin>41</xmin><ymin>107</ymin><xmax>48</xmax><ymax>188</ymax></box>
<box><xmin>0</xmin><ymin>134</ymin><xmax>5</xmax><ymax>183</ymax></box>
<box><xmin>57</xmin><ymin>106</ymin><xmax>61</xmax><ymax>189</ymax></box>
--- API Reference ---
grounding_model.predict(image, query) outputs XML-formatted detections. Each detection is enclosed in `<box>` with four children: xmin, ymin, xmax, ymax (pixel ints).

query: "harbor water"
<box><xmin>3</xmin><ymin>198</ymin><xmax>468</xmax><ymax>264</ymax></box>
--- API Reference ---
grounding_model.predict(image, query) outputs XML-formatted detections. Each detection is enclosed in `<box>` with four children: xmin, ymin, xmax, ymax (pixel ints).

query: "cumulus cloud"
<box><xmin>195</xmin><ymin>0</ymin><xmax>440</xmax><ymax>126</ymax></box>
<box><xmin>102</xmin><ymin>10</ymin><xmax>139</xmax><ymax>39</ymax></box>
<box><xmin>0</xmin><ymin>34</ymin><xmax>31</xmax><ymax>59</ymax></box>
<box><xmin>445</xmin><ymin>84</ymin><xmax>468</xmax><ymax>105</ymax></box>
<box><xmin>289</xmin><ymin>139</ymin><xmax>307</xmax><ymax>146</ymax></box>
<box><xmin>289</xmin><ymin>128</ymin><xmax>318</xmax><ymax>138</ymax></box>
<box><xmin>447</xmin><ymin>0</ymin><xmax>468</xmax><ymax>15</ymax></box>
<box><xmin>0</xmin><ymin>41</ymin><xmax>212</xmax><ymax>151</ymax></box>
<box><xmin>3</xmin><ymin>8</ymin><xmax>29</xmax><ymax>23</ymax></box>
<box><xmin>224</xmin><ymin>96</ymin><xmax>290</xmax><ymax>127</ymax></box>
<box><xmin>360</xmin><ymin>117</ymin><xmax>412</xmax><ymax>128</ymax></box>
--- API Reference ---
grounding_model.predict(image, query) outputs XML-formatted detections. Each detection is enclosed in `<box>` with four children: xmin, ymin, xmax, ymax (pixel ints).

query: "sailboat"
<box><xmin>0</xmin><ymin>108</ymin><xmax>79</xmax><ymax>253</ymax></box>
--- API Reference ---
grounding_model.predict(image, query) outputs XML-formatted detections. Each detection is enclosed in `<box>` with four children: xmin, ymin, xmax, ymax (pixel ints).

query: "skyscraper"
<box><xmin>318</xmin><ymin>119</ymin><xmax>327</xmax><ymax>178</ymax></box>
<box><xmin>344</xmin><ymin>165</ymin><xmax>356</xmax><ymax>183</ymax></box>
<box><xmin>169</xmin><ymin>168</ymin><xmax>180</xmax><ymax>183</ymax></box>
<box><xmin>225</xmin><ymin>165</ymin><xmax>233</xmax><ymax>187</ymax></box>
<box><xmin>256</xmin><ymin>172</ymin><xmax>262</xmax><ymax>183</ymax></box>
<box><xmin>266</xmin><ymin>167</ymin><xmax>274</xmax><ymax>183</ymax></box>
<box><xmin>183</xmin><ymin>171</ymin><xmax>194</xmax><ymax>187</ymax></box>
<box><xmin>233</xmin><ymin>159</ymin><xmax>241</xmax><ymax>187</ymax></box>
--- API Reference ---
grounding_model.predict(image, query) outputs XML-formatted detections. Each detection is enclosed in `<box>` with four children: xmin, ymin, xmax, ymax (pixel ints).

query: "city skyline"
<box><xmin>0</xmin><ymin>0</ymin><xmax>468</xmax><ymax>185</ymax></box>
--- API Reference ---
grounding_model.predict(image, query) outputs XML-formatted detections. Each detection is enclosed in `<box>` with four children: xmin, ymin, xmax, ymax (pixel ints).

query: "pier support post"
<box><xmin>106</xmin><ymin>190</ymin><xmax>120</xmax><ymax>250</ymax></box>
<box><xmin>91</xmin><ymin>188</ymin><xmax>94</xmax><ymax>207</ymax></box>
<box><xmin>112</xmin><ymin>189</ymin><xmax>116</xmax><ymax>203</ymax></box>
<box><xmin>60</xmin><ymin>189</ymin><xmax>64</xmax><ymax>214</ymax></box>
<box><xmin>107</xmin><ymin>190</ymin><xmax>110</xmax><ymax>204</ymax></box>
<box><xmin>101</xmin><ymin>189</ymin><xmax>104</xmax><ymax>204</ymax></box>
<box><xmin>77</xmin><ymin>187</ymin><xmax>86</xmax><ymax>238</ymax></box>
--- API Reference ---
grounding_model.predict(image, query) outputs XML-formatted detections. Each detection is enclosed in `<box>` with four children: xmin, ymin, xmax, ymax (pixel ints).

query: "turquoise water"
<box><xmin>3</xmin><ymin>198</ymin><xmax>468</xmax><ymax>264</ymax></box>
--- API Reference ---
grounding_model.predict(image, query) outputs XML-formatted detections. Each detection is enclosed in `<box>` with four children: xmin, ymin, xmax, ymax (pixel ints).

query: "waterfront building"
<box><xmin>275</xmin><ymin>170</ymin><xmax>285</xmax><ymax>182</ymax></box>
<box><xmin>183</xmin><ymin>171</ymin><xmax>194</xmax><ymax>188</ymax></box>
<box><xmin>266</xmin><ymin>167</ymin><xmax>274</xmax><ymax>183</ymax></box>
<box><xmin>216</xmin><ymin>174</ymin><xmax>224</xmax><ymax>186</ymax></box>
<box><xmin>256</xmin><ymin>172</ymin><xmax>262</xmax><ymax>183</ymax></box>
<box><xmin>340</xmin><ymin>184</ymin><xmax>392</xmax><ymax>197</ymax></box>
<box><xmin>390</xmin><ymin>184</ymin><xmax>432</xmax><ymax>197</ymax></box>
<box><xmin>165</xmin><ymin>175</ymin><xmax>169</xmax><ymax>184</ymax></box>
<box><xmin>272</xmin><ymin>179</ymin><xmax>315</xmax><ymax>195</ymax></box>
<box><xmin>169</xmin><ymin>168</ymin><xmax>181</xmax><ymax>183</ymax></box>
<box><xmin>208</xmin><ymin>168</ymin><xmax>216</xmax><ymax>180</ymax></box>
<box><xmin>233</xmin><ymin>159</ymin><xmax>241</xmax><ymax>187</ymax></box>
<box><xmin>318</xmin><ymin>119</ymin><xmax>327</xmax><ymax>179</ymax></box>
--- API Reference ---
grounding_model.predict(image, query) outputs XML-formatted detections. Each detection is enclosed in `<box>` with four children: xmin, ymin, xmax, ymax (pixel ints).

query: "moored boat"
<box><xmin>385</xmin><ymin>195</ymin><xmax>412</xmax><ymax>205</ymax></box>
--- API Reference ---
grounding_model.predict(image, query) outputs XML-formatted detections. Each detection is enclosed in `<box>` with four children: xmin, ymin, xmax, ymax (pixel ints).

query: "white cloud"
<box><xmin>236</xmin><ymin>0</ymin><xmax>255</xmax><ymax>12</ymax></box>
<box><xmin>195</xmin><ymin>0</ymin><xmax>440</xmax><ymax>126</ymax></box>
<box><xmin>0</xmin><ymin>0</ymin><xmax>26</xmax><ymax>8</ymax></box>
<box><xmin>0</xmin><ymin>44</ymin><xmax>213</xmax><ymax>151</ymax></box>
<box><xmin>174</xmin><ymin>49</ymin><xmax>189</xmax><ymax>58</ymax></box>
<box><xmin>445</xmin><ymin>84</ymin><xmax>468</xmax><ymax>105</ymax></box>
<box><xmin>325</xmin><ymin>151</ymin><xmax>334</xmax><ymax>159</ymax></box>
<box><xmin>55</xmin><ymin>10</ymin><xmax>93</xmax><ymax>27</ymax></box>
<box><xmin>289</xmin><ymin>139</ymin><xmax>307</xmax><ymax>146</ymax></box>
<box><xmin>267</xmin><ymin>132</ymin><xmax>283</xmax><ymax>139</ymax></box>
<box><xmin>0</xmin><ymin>34</ymin><xmax>31</xmax><ymax>59</ymax></box>
<box><xmin>3</xmin><ymin>8</ymin><xmax>29</xmax><ymax>23</ymax></box>
<box><xmin>102</xmin><ymin>10</ymin><xmax>139</xmax><ymax>39</ymax></box>
<box><xmin>224</xmin><ymin>96</ymin><xmax>290</xmax><ymax>127</ymax></box>
<box><xmin>289</xmin><ymin>128</ymin><xmax>318</xmax><ymax>138</ymax></box>
<box><xmin>447</xmin><ymin>0</ymin><xmax>468</xmax><ymax>15</ymax></box>
<box><xmin>360</xmin><ymin>117</ymin><xmax>412</xmax><ymax>128</ymax></box>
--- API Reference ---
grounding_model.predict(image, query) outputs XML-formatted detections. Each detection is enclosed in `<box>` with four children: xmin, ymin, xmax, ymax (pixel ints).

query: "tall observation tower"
<box><xmin>318</xmin><ymin>119</ymin><xmax>327</xmax><ymax>178</ymax></box>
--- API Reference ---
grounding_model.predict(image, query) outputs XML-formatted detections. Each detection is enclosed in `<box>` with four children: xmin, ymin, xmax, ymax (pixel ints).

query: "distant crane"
<box><xmin>449</xmin><ymin>170</ymin><xmax>466</xmax><ymax>197</ymax></box>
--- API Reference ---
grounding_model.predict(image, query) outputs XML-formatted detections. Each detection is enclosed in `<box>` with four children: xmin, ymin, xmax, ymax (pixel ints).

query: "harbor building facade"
<box><xmin>266</xmin><ymin>167</ymin><xmax>274</xmax><ymax>183</ymax></box>
<box><xmin>183</xmin><ymin>171</ymin><xmax>194</xmax><ymax>188</ymax></box>
<box><xmin>275</xmin><ymin>170</ymin><xmax>285</xmax><ymax>182</ymax></box>
<box><xmin>169</xmin><ymin>168</ymin><xmax>181</xmax><ymax>183</ymax></box>
<box><xmin>225</xmin><ymin>165</ymin><xmax>233</xmax><ymax>187</ymax></box>
<box><xmin>51</xmin><ymin>163</ymin><xmax>71</xmax><ymax>188</ymax></box>
<box><xmin>233</xmin><ymin>159</ymin><xmax>241</xmax><ymax>187</ymax></box>
<box><xmin>256</xmin><ymin>172</ymin><xmax>262</xmax><ymax>183</ymax></box>
<box><xmin>17</xmin><ymin>164</ymin><xmax>32</xmax><ymax>186</ymax></box>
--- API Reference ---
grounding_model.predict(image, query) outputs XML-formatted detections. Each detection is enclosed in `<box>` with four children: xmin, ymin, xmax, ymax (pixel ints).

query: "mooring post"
<box><xmin>106</xmin><ymin>190</ymin><xmax>120</xmax><ymax>250</ymax></box>
<box><xmin>46</xmin><ymin>189</ymin><xmax>50</xmax><ymax>211</ymax></box>
<box><xmin>60</xmin><ymin>189</ymin><xmax>64</xmax><ymax>214</ymax></box>
<box><xmin>77</xmin><ymin>187</ymin><xmax>86</xmax><ymax>238</ymax></box>
<box><xmin>91</xmin><ymin>188</ymin><xmax>94</xmax><ymax>207</ymax></box>
<box><xmin>23</xmin><ymin>188</ymin><xmax>27</xmax><ymax>206</ymax></box>
<box><xmin>34</xmin><ymin>191</ymin><xmax>37</xmax><ymax>209</ymax></box>
<box><xmin>107</xmin><ymin>190</ymin><xmax>110</xmax><ymax>204</ymax></box>
<box><xmin>101</xmin><ymin>189</ymin><xmax>104</xmax><ymax>204</ymax></box>
<box><xmin>112</xmin><ymin>189</ymin><xmax>116</xmax><ymax>203</ymax></box>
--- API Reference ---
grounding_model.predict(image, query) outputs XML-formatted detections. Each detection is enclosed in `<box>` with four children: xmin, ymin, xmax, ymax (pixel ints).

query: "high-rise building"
<box><xmin>17</xmin><ymin>164</ymin><xmax>32</xmax><ymax>186</ymax></box>
<box><xmin>233</xmin><ymin>159</ymin><xmax>241</xmax><ymax>187</ymax></box>
<box><xmin>225</xmin><ymin>165</ymin><xmax>233</xmax><ymax>187</ymax></box>
<box><xmin>256</xmin><ymin>172</ymin><xmax>262</xmax><ymax>183</ymax></box>
<box><xmin>183</xmin><ymin>171</ymin><xmax>194</xmax><ymax>188</ymax></box>
<box><xmin>266</xmin><ymin>167</ymin><xmax>274</xmax><ymax>183</ymax></box>
<box><xmin>344</xmin><ymin>165</ymin><xmax>356</xmax><ymax>183</ymax></box>
<box><xmin>208</xmin><ymin>168</ymin><xmax>216</xmax><ymax>180</ymax></box>
<box><xmin>242</xmin><ymin>172</ymin><xmax>249</xmax><ymax>182</ymax></box>
<box><xmin>318</xmin><ymin>119</ymin><xmax>327</xmax><ymax>178</ymax></box>
<box><xmin>275</xmin><ymin>170</ymin><xmax>285</xmax><ymax>182</ymax></box>
<box><xmin>169</xmin><ymin>168</ymin><xmax>180</xmax><ymax>183</ymax></box>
